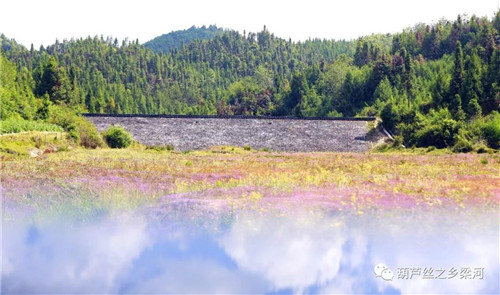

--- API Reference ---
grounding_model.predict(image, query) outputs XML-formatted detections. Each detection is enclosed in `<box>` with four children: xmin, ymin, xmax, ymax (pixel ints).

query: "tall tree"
<box><xmin>401</xmin><ymin>48</ymin><xmax>414</xmax><ymax>107</ymax></box>
<box><xmin>449</xmin><ymin>41</ymin><xmax>465</xmax><ymax>104</ymax></box>
<box><xmin>463</xmin><ymin>49</ymin><xmax>484</xmax><ymax>110</ymax></box>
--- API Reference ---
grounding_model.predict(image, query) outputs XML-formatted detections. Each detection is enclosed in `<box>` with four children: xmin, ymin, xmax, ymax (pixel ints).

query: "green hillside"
<box><xmin>144</xmin><ymin>25</ymin><xmax>225</xmax><ymax>53</ymax></box>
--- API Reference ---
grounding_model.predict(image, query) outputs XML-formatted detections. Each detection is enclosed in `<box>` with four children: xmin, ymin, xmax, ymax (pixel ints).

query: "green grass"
<box><xmin>1</xmin><ymin>118</ymin><xmax>63</xmax><ymax>134</ymax></box>
<box><xmin>0</xmin><ymin>131</ymin><xmax>72</xmax><ymax>157</ymax></box>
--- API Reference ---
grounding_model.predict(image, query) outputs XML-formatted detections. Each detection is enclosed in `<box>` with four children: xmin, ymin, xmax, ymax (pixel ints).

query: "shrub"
<box><xmin>66</xmin><ymin>123</ymin><xmax>79</xmax><ymax>143</ymax></box>
<box><xmin>103</xmin><ymin>126</ymin><xmax>133</xmax><ymax>148</ymax></box>
<box><xmin>414</xmin><ymin>109</ymin><xmax>459</xmax><ymax>148</ymax></box>
<box><xmin>452</xmin><ymin>137</ymin><xmax>473</xmax><ymax>153</ymax></box>
<box><xmin>380</xmin><ymin>103</ymin><xmax>399</xmax><ymax>132</ymax></box>
<box><xmin>481</xmin><ymin>111</ymin><xmax>500</xmax><ymax>149</ymax></box>
<box><xmin>326</xmin><ymin>109</ymin><xmax>343</xmax><ymax>117</ymax></box>
<box><xmin>392</xmin><ymin>135</ymin><xmax>404</xmax><ymax>148</ymax></box>
<box><xmin>49</xmin><ymin>106</ymin><xmax>104</xmax><ymax>148</ymax></box>
<box><xmin>243</xmin><ymin>145</ymin><xmax>252</xmax><ymax>151</ymax></box>
<box><xmin>78</xmin><ymin>119</ymin><xmax>104</xmax><ymax>149</ymax></box>
<box><xmin>452</xmin><ymin>128</ymin><xmax>474</xmax><ymax>153</ymax></box>
<box><xmin>426</xmin><ymin>146</ymin><xmax>436</xmax><ymax>152</ymax></box>
<box><xmin>474</xmin><ymin>143</ymin><xmax>489</xmax><ymax>154</ymax></box>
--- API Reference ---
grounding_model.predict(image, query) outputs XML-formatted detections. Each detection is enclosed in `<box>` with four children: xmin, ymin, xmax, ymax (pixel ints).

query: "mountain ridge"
<box><xmin>143</xmin><ymin>25</ymin><xmax>225</xmax><ymax>53</ymax></box>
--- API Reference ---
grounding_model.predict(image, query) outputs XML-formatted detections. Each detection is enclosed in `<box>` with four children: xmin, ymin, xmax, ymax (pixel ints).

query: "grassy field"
<box><xmin>0</xmin><ymin>131</ymin><xmax>70</xmax><ymax>157</ymax></box>
<box><xmin>2</xmin><ymin>133</ymin><xmax>499</xmax><ymax>222</ymax></box>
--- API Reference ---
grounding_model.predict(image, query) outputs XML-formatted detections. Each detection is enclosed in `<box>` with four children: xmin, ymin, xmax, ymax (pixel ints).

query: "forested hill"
<box><xmin>144</xmin><ymin>25</ymin><xmax>224</xmax><ymax>53</ymax></box>
<box><xmin>1</xmin><ymin>12</ymin><xmax>500</xmax><ymax>151</ymax></box>
<box><xmin>0</xmin><ymin>27</ymin><xmax>360</xmax><ymax>116</ymax></box>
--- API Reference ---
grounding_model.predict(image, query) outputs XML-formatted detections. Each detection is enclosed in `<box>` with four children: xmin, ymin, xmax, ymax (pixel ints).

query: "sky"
<box><xmin>1</xmin><ymin>0</ymin><xmax>499</xmax><ymax>49</ymax></box>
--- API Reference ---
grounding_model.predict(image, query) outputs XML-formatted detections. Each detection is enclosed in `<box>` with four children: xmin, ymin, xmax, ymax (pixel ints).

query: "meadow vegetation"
<box><xmin>2</xmin><ymin>141</ymin><xmax>498</xmax><ymax>221</ymax></box>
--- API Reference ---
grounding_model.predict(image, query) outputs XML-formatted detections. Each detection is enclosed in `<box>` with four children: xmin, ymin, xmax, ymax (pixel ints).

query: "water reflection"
<box><xmin>2</xmin><ymin>212</ymin><xmax>498</xmax><ymax>294</ymax></box>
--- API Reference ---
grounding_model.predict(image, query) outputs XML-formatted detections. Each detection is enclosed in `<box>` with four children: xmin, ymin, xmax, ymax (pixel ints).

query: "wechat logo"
<box><xmin>374</xmin><ymin>263</ymin><xmax>394</xmax><ymax>281</ymax></box>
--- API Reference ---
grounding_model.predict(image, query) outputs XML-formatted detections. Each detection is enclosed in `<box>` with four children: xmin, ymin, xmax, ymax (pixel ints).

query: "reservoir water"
<box><xmin>2</xmin><ymin>210</ymin><xmax>498</xmax><ymax>294</ymax></box>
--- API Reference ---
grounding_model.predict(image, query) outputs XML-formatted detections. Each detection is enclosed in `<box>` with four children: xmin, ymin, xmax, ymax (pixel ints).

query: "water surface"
<box><xmin>2</xmin><ymin>210</ymin><xmax>498</xmax><ymax>294</ymax></box>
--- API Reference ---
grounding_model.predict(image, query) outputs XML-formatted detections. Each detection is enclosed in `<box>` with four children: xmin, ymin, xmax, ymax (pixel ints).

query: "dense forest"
<box><xmin>144</xmin><ymin>25</ymin><xmax>225</xmax><ymax>53</ymax></box>
<box><xmin>1</xmin><ymin>11</ymin><xmax>499</xmax><ymax>151</ymax></box>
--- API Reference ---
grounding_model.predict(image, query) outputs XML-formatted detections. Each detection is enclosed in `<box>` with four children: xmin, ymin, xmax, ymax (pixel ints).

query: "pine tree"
<box><xmin>484</xmin><ymin>49</ymin><xmax>500</xmax><ymax>113</ymax></box>
<box><xmin>450</xmin><ymin>94</ymin><xmax>465</xmax><ymax>121</ymax></box>
<box><xmin>463</xmin><ymin>49</ymin><xmax>483</xmax><ymax>108</ymax></box>
<box><xmin>467</xmin><ymin>97</ymin><xmax>482</xmax><ymax>118</ymax></box>
<box><xmin>282</xmin><ymin>71</ymin><xmax>308</xmax><ymax>116</ymax></box>
<box><xmin>401</xmin><ymin>48</ymin><xmax>414</xmax><ymax>107</ymax></box>
<box><xmin>449</xmin><ymin>41</ymin><xmax>464</xmax><ymax>103</ymax></box>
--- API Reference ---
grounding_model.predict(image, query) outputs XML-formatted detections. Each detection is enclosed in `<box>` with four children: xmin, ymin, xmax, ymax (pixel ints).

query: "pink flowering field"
<box><xmin>2</xmin><ymin>147</ymin><xmax>499</xmax><ymax>221</ymax></box>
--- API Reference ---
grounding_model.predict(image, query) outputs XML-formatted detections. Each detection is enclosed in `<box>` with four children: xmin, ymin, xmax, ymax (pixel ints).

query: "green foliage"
<box><xmin>0</xmin><ymin>117</ymin><xmax>63</xmax><ymax>133</ymax></box>
<box><xmin>414</xmin><ymin>109</ymin><xmax>459</xmax><ymax>148</ymax></box>
<box><xmin>224</xmin><ymin>77</ymin><xmax>272</xmax><ymax>115</ymax></box>
<box><xmin>34</xmin><ymin>56</ymin><xmax>73</xmax><ymax>104</ymax></box>
<box><xmin>0</xmin><ymin>55</ymin><xmax>37</xmax><ymax>120</ymax></box>
<box><xmin>49</xmin><ymin>106</ymin><xmax>104</xmax><ymax>148</ymax></box>
<box><xmin>103</xmin><ymin>126</ymin><xmax>133</xmax><ymax>148</ymax></box>
<box><xmin>144</xmin><ymin>25</ymin><xmax>224</xmax><ymax>53</ymax></box>
<box><xmin>326</xmin><ymin>110</ymin><xmax>343</xmax><ymax>117</ymax></box>
<box><xmin>380</xmin><ymin>103</ymin><xmax>399</xmax><ymax>132</ymax></box>
<box><xmin>78</xmin><ymin>120</ymin><xmax>104</xmax><ymax>149</ymax></box>
<box><xmin>481</xmin><ymin>111</ymin><xmax>500</xmax><ymax>148</ymax></box>
<box><xmin>452</xmin><ymin>130</ymin><xmax>474</xmax><ymax>153</ymax></box>
<box><xmin>467</xmin><ymin>98</ymin><xmax>482</xmax><ymax>118</ymax></box>
<box><xmin>35</xmin><ymin>95</ymin><xmax>51</xmax><ymax>120</ymax></box>
<box><xmin>449</xmin><ymin>41</ymin><xmax>464</xmax><ymax>100</ymax></box>
<box><xmin>463</xmin><ymin>50</ymin><xmax>483</xmax><ymax>109</ymax></box>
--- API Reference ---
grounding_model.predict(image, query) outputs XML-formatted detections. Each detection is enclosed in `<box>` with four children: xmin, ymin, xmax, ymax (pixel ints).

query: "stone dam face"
<box><xmin>85</xmin><ymin>115</ymin><xmax>386</xmax><ymax>152</ymax></box>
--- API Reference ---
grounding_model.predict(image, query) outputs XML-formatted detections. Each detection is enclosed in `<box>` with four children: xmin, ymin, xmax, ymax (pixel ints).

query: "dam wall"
<box><xmin>84</xmin><ymin>114</ymin><xmax>385</xmax><ymax>152</ymax></box>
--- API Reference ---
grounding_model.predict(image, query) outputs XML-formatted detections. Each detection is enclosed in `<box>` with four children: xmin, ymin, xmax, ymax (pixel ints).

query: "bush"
<box><xmin>380</xmin><ymin>103</ymin><xmax>399</xmax><ymax>132</ymax></box>
<box><xmin>78</xmin><ymin>119</ymin><xmax>104</xmax><ymax>149</ymax></box>
<box><xmin>50</xmin><ymin>106</ymin><xmax>104</xmax><ymax>148</ymax></box>
<box><xmin>103</xmin><ymin>126</ymin><xmax>133</xmax><ymax>148</ymax></box>
<box><xmin>452</xmin><ymin>137</ymin><xmax>473</xmax><ymax>153</ymax></box>
<box><xmin>414</xmin><ymin>109</ymin><xmax>459</xmax><ymax>148</ymax></box>
<box><xmin>451</xmin><ymin>128</ymin><xmax>474</xmax><ymax>153</ymax></box>
<box><xmin>474</xmin><ymin>143</ymin><xmax>489</xmax><ymax>154</ymax></box>
<box><xmin>243</xmin><ymin>145</ymin><xmax>252</xmax><ymax>151</ymax></box>
<box><xmin>481</xmin><ymin>111</ymin><xmax>500</xmax><ymax>149</ymax></box>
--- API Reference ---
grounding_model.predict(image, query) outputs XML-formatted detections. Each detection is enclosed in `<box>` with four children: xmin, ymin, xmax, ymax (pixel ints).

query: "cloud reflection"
<box><xmin>2</xmin><ymin>212</ymin><xmax>498</xmax><ymax>294</ymax></box>
<box><xmin>219</xmin><ymin>215</ymin><xmax>350</xmax><ymax>293</ymax></box>
<box><xmin>2</xmin><ymin>216</ymin><xmax>151</xmax><ymax>294</ymax></box>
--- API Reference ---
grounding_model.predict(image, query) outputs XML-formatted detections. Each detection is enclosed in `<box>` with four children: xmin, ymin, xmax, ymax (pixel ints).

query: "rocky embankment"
<box><xmin>86</xmin><ymin>115</ymin><xmax>387</xmax><ymax>152</ymax></box>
